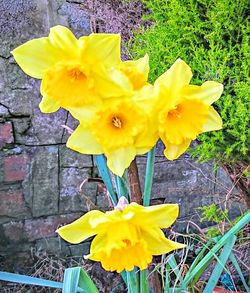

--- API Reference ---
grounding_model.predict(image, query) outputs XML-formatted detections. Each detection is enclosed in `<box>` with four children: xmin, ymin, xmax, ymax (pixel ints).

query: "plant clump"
<box><xmin>128</xmin><ymin>0</ymin><xmax>250</xmax><ymax>205</ymax></box>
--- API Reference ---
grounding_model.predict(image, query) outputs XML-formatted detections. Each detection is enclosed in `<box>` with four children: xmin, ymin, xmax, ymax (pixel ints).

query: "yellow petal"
<box><xmin>135</xmin><ymin>122</ymin><xmax>158</xmax><ymax>154</ymax></box>
<box><xmin>203</xmin><ymin>106</ymin><xmax>222</xmax><ymax>132</ymax></box>
<box><xmin>56</xmin><ymin>210</ymin><xmax>107</xmax><ymax>244</ymax></box>
<box><xmin>142</xmin><ymin>229</ymin><xmax>185</xmax><ymax>255</ymax></box>
<box><xmin>182</xmin><ymin>81</ymin><xmax>224</xmax><ymax>105</ymax></box>
<box><xmin>83</xmin><ymin>33</ymin><xmax>121</xmax><ymax>66</ymax></box>
<box><xmin>127</xmin><ymin>203</ymin><xmax>179</xmax><ymax>228</ymax></box>
<box><xmin>95</xmin><ymin>67</ymin><xmax>133</xmax><ymax>98</ymax></box>
<box><xmin>48</xmin><ymin>25</ymin><xmax>79</xmax><ymax>59</ymax></box>
<box><xmin>106</xmin><ymin>146</ymin><xmax>136</xmax><ymax>177</ymax></box>
<box><xmin>121</xmin><ymin>54</ymin><xmax>149</xmax><ymax>90</ymax></box>
<box><xmin>11</xmin><ymin>25</ymin><xmax>80</xmax><ymax>79</ymax></box>
<box><xmin>39</xmin><ymin>95</ymin><xmax>60</xmax><ymax>113</ymax></box>
<box><xmin>163</xmin><ymin>139</ymin><xmax>191</xmax><ymax>160</ymax></box>
<box><xmin>67</xmin><ymin>104</ymin><xmax>100</xmax><ymax>125</ymax></box>
<box><xmin>11</xmin><ymin>37</ymin><xmax>61</xmax><ymax>79</ymax></box>
<box><xmin>66</xmin><ymin>125</ymin><xmax>103</xmax><ymax>154</ymax></box>
<box><xmin>155</xmin><ymin>59</ymin><xmax>192</xmax><ymax>97</ymax></box>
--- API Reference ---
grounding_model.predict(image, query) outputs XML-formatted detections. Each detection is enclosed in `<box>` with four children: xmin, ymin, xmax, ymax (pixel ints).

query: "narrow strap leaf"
<box><xmin>63</xmin><ymin>267</ymin><xmax>99</xmax><ymax>293</ymax></box>
<box><xmin>127</xmin><ymin>269</ymin><xmax>139</xmax><ymax>293</ymax></box>
<box><xmin>0</xmin><ymin>271</ymin><xmax>63</xmax><ymax>289</ymax></box>
<box><xmin>229</xmin><ymin>252</ymin><xmax>250</xmax><ymax>293</ymax></box>
<box><xmin>94</xmin><ymin>154</ymin><xmax>117</xmax><ymax>205</ymax></box>
<box><xmin>143</xmin><ymin>147</ymin><xmax>155</xmax><ymax>206</ymax></box>
<box><xmin>203</xmin><ymin>235</ymin><xmax>236</xmax><ymax>293</ymax></box>
<box><xmin>140</xmin><ymin>269</ymin><xmax>150</xmax><ymax>293</ymax></box>
<box><xmin>167</xmin><ymin>255</ymin><xmax>188</xmax><ymax>291</ymax></box>
<box><xmin>114</xmin><ymin>174</ymin><xmax>130</xmax><ymax>201</ymax></box>
<box><xmin>183</xmin><ymin>211</ymin><xmax>250</xmax><ymax>286</ymax></box>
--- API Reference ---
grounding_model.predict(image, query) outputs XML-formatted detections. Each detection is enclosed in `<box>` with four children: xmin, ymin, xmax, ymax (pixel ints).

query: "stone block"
<box><xmin>215</xmin><ymin>167</ymin><xmax>238</xmax><ymax>196</ymax></box>
<box><xmin>137</xmin><ymin>156</ymin><xmax>215</xmax><ymax>200</ymax></box>
<box><xmin>58</xmin><ymin>2</ymin><xmax>91</xmax><ymax>38</ymax></box>
<box><xmin>25</xmin><ymin>107</ymin><xmax>68</xmax><ymax>145</ymax></box>
<box><xmin>0</xmin><ymin>0</ymin><xmax>50</xmax><ymax>58</ymax></box>
<box><xmin>0</xmin><ymin>89</ymin><xmax>34</xmax><ymax>117</ymax></box>
<box><xmin>3</xmin><ymin>154</ymin><xmax>29</xmax><ymax>182</ymax></box>
<box><xmin>0</xmin><ymin>190</ymin><xmax>30</xmax><ymax>220</ymax></box>
<box><xmin>59</xmin><ymin>167</ymin><xmax>97</xmax><ymax>213</ymax></box>
<box><xmin>30</xmin><ymin>146</ymin><xmax>59</xmax><ymax>217</ymax></box>
<box><xmin>24</xmin><ymin>213</ymin><xmax>82</xmax><ymax>241</ymax></box>
<box><xmin>0</xmin><ymin>122</ymin><xmax>14</xmax><ymax>148</ymax></box>
<box><xmin>1</xmin><ymin>221</ymin><xmax>26</xmax><ymax>245</ymax></box>
<box><xmin>68</xmin><ymin>242</ymin><xmax>90</xmax><ymax>257</ymax></box>
<box><xmin>59</xmin><ymin>145</ymin><xmax>92</xmax><ymax>168</ymax></box>
<box><xmin>35</xmin><ymin>237</ymin><xmax>70</xmax><ymax>256</ymax></box>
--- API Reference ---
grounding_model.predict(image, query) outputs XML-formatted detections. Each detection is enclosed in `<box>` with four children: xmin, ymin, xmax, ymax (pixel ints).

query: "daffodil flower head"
<box><xmin>56</xmin><ymin>196</ymin><xmax>185</xmax><ymax>273</ymax></box>
<box><xmin>154</xmin><ymin>59</ymin><xmax>223</xmax><ymax>160</ymax></box>
<box><xmin>11</xmin><ymin>26</ymin><xmax>130</xmax><ymax>113</ymax></box>
<box><xmin>66</xmin><ymin>98</ymin><xmax>157</xmax><ymax>177</ymax></box>
<box><xmin>120</xmin><ymin>54</ymin><xmax>150</xmax><ymax>90</ymax></box>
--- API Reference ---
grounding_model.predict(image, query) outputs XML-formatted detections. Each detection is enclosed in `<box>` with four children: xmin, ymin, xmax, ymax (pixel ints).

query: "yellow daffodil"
<box><xmin>66</xmin><ymin>98</ymin><xmax>158</xmax><ymax>176</ymax></box>
<box><xmin>154</xmin><ymin>59</ymin><xmax>223</xmax><ymax>160</ymax></box>
<box><xmin>57</xmin><ymin>196</ymin><xmax>185</xmax><ymax>273</ymax></box>
<box><xmin>120</xmin><ymin>54</ymin><xmax>150</xmax><ymax>90</ymax></box>
<box><xmin>11</xmin><ymin>25</ymin><xmax>132</xmax><ymax>114</ymax></box>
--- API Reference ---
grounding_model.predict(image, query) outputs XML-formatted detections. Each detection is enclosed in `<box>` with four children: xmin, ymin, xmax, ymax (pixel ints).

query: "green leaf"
<box><xmin>95</xmin><ymin>155</ymin><xmax>117</xmax><ymax>205</ymax></box>
<box><xmin>127</xmin><ymin>269</ymin><xmax>139</xmax><ymax>293</ymax></box>
<box><xmin>167</xmin><ymin>255</ymin><xmax>188</xmax><ymax>291</ymax></box>
<box><xmin>143</xmin><ymin>147</ymin><xmax>155</xmax><ymax>206</ymax></box>
<box><xmin>229</xmin><ymin>253</ymin><xmax>250</xmax><ymax>293</ymax></box>
<box><xmin>0</xmin><ymin>271</ymin><xmax>62</xmax><ymax>289</ymax></box>
<box><xmin>203</xmin><ymin>235</ymin><xmax>236</xmax><ymax>293</ymax></box>
<box><xmin>62</xmin><ymin>267</ymin><xmax>99</xmax><ymax>293</ymax></box>
<box><xmin>183</xmin><ymin>211</ymin><xmax>250</xmax><ymax>286</ymax></box>
<box><xmin>114</xmin><ymin>173</ymin><xmax>130</xmax><ymax>200</ymax></box>
<box><xmin>140</xmin><ymin>269</ymin><xmax>150</xmax><ymax>293</ymax></box>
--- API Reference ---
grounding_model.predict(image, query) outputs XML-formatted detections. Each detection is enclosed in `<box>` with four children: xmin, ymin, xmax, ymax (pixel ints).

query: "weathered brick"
<box><xmin>3</xmin><ymin>154</ymin><xmax>29</xmax><ymax>182</ymax></box>
<box><xmin>24</xmin><ymin>213</ymin><xmax>82</xmax><ymax>241</ymax></box>
<box><xmin>31</xmin><ymin>146</ymin><xmax>59</xmax><ymax>217</ymax></box>
<box><xmin>0</xmin><ymin>122</ymin><xmax>14</xmax><ymax>148</ymax></box>
<box><xmin>59</xmin><ymin>167</ymin><xmax>97</xmax><ymax>213</ymax></box>
<box><xmin>2</xmin><ymin>221</ymin><xmax>26</xmax><ymax>243</ymax></box>
<box><xmin>0</xmin><ymin>190</ymin><xmax>29</xmax><ymax>219</ymax></box>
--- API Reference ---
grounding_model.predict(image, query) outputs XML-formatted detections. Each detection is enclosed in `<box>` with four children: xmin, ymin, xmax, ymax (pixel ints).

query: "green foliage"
<box><xmin>198</xmin><ymin>203</ymin><xmax>229</xmax><ymax>237</ymax></box>
<box><xmin>128</xmin><ymin>0</ymin><xmax>250</xmax><ymax>164</ymax></box>
<box><xmin>199</xmin><ymin>203</ymin><xmax>228</xmax><ymax>223</ymax></box>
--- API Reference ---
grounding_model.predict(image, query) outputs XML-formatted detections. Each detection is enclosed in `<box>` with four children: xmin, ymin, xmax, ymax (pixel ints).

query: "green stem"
<box><xmin>143</xmin><ymin>147</ymin><xmax>156</xmax><ymax>206</ymax></box>
<box><xmin>127</xmin><ymin>269</ymin><xmax>139</xmax><ymax>293</ymax></box>
<box><xmin>114</xmin><ymin>174</ymin><xmax>130</xmax><ymax>201</ymax></box>
<box><xmin>140</xmin><ymin>269</ymin><xmax>150</xmax><ymax>293</ymax></box>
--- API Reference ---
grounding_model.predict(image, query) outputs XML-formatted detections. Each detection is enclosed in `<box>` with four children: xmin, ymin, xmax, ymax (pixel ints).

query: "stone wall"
<box><xmin>0</xmin><ymin>0</ymin><xmax>241</xmax><ymax>270</ymax></box>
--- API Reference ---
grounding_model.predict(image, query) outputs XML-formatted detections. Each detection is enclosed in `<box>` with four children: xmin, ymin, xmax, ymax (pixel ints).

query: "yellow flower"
<box><xmin>57</xmin><ymin>197</ymin><xmax>185</xmax><ymax>273</ymax></box>
<box><xmin>66</xmin><ymin>98</ymin><xmax>158</xmax><ymax>176</ymax></box>
<box><xmin>11</xmin><ymin>25</ymin><xmax>131</xmax><ymax>113</ymax></box>
<box><xmin>120</xmin><ymin>54</ymin><xmax>150</xmax><ymax>90</ymax></box>
<box><xmin>154</xmin><ymin>59</ymin><xmax>223</xmax><ymax>160</ymax></box>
